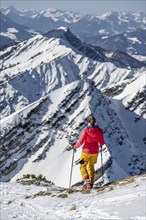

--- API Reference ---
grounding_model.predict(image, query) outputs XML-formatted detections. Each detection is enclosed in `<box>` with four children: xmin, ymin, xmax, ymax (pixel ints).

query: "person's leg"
<box><xmin>80</xmin><ymin>152</ymin><xmax>90</xmax><ymax>181</ymax></box>
<box><xmin>88</xmin><ymin>154</ymin><xmax>98</xmax><ymax>185</ymax></box>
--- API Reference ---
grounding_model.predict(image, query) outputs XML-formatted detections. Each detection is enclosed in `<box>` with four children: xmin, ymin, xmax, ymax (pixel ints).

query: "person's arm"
<box><xmin>99</xmin><ymin>129</ymin><xmax>105</xmax><ymax>147</ymax></box>
<box><xmin>73</xmin><ymin>128</ymin><xmax>87</xmax><ymax>149</ymax></box>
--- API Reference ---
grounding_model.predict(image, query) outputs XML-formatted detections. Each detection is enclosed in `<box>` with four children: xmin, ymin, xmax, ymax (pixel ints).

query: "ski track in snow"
<box><xmin>1</xmin><ymin>176</ymin><xmax>146</xmax><ymax>220</ymax></box>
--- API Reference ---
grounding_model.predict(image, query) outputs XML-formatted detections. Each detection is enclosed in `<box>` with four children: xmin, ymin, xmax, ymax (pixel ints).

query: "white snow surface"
<box><xmin>1</xmin><ymin>175</ymin><xmax>146</xmax><ymax>220</ymax></box>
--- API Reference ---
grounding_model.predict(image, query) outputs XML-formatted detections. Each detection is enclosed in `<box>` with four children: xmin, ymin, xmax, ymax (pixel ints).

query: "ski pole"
<box><xmin>100</xmin><ymin>147</ymin><xmax>104</xmax><ymax>183</ymax></box>
<box><xmin>69</xmin><ymin>149</ymin><xmax>75</xmax><ymax>189</ymax></box>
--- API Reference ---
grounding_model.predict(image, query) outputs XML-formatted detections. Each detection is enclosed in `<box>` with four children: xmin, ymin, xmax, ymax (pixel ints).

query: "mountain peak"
<box><xmin>4</xmin><ymin>5</ymin><xmax>16</xmax><ymax>11</ymax></box>
<box><xmin>98</xmin><ymin>11</ymin><xmax>118</xmax><ymax>20</ymax></box>
<box><xmin>43</xmin><ymin>26</ymin><xmax>70</xmax><ymax>40</ymax></box>
<box><xmin>58</xmin><ymin>26</ymin><xmax>69</xmax><ymax>32</ymax></box>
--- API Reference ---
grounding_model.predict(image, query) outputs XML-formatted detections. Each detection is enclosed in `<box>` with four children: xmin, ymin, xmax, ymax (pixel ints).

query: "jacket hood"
<box><xmin>87</xmin><ymin>125</ymin><xmax>100</xmax><ymax>136</ymax></box>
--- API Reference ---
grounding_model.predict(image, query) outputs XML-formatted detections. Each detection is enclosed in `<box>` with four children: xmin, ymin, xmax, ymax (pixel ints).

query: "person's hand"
<box><xmin>99</xmin><ymin>146</ymin><xmax>103</xmax><ymax>152</ymax></box>
<box><xmin>66</xmin><ymin>145</ymin><xmax>73</xmax><ymax>151</ymax></box>
<box><xmin>73</xmin><ymin>147</ymin><xmax>77</xmax><ymax>153</ymax></box>
<box><xmin>66</xmin><ymin>145</ymin><xmax>76</xmax><ymax>152</ymax></box>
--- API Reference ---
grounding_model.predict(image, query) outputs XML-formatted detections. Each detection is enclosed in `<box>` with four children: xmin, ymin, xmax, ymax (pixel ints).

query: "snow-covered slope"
<box><xmin>0</xmin><ymin>28</ymin><xmax>145</xmax><ymax>118</ymax></box>
<box><xmin>0</xmin><ymin>78</ymin><xmax>145</xmax><ymax>187</ymax></box>
<box><xmin>1</xmin><ymin>174</ymin><xmax>146</xmax><ymax>220</ymax></box>
<box><xmin>0</xmin><ymin>80</ymin><xmax>129</xmax><ymax>182</ymax></box>
<box><xmin>0</xmin><ymin>28</ymin><xmax>145</xmax><ymax>188</ymax></box>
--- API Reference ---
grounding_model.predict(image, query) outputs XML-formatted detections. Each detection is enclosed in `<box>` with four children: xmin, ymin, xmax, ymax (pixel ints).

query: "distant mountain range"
<box><xmin>85</xmin><ymin>28</ymin><xmax>146</xmax><ymax>58</ymax></box>
<box><xmin>0</xmin><ymin>11</ymin><xmax>39</xmax><ymax>49</ymax></box>
<box><xmin>1</xmin><ymin>6</ymin><xmax>146</xmax><ymax>61</ymax></box>
<box><xmin>1</xmin><ymin>6</ymin><xmax>145</xmax><ymax>34</ymax></box>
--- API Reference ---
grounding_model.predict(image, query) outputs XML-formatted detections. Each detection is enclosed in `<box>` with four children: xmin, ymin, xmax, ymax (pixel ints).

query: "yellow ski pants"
<box><xmin>80</xmin><ymin>152</ymin><xmax>98</xmax><ymax>184</ymax></box>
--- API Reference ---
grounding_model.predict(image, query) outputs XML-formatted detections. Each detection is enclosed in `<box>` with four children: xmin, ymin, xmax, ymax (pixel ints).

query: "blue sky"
<box><xmin>1</xmin><ymin>0</ymin><xmax>145</xmax><ymax>15</ymax></box>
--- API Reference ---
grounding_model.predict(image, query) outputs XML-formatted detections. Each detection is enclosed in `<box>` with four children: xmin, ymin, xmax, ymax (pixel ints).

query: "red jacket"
<box><xmin>73</xmin><ymin>126</ymin><xmax>105</xmax><ymax>154</ymax></box>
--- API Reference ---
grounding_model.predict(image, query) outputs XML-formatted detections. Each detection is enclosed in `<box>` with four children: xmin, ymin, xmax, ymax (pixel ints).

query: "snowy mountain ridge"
<box><xmin>0</xmin><ymin>78</ymin><xmax>145</xmax><ymax>186</ymax></box>
<box><xmin>1</xmin><ymin>6</ymin><xmax>145</xmax><ymax>59</ymax></box>
<box><xmin>0</xmin><ymin>28</ymin><xmax>145</xmax><ymax>119</ymax></box>
<box><xmin>0</xmin><ymin>28</ymin><xmax>145</xmax><ymax>189</ymax></box>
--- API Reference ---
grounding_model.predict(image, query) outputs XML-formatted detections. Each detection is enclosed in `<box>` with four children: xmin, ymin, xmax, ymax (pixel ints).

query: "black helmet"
<box><xmin>86</xmin><ymin>114</ymin><xmax>96</xmax><ymax>125</ymax></box>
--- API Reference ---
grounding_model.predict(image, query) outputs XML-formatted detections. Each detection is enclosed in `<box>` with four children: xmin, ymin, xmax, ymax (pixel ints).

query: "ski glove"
<box><xmin>66</xmin><ymin>145</ymin><xmax>77</xmax><ymax>152</ymax></box>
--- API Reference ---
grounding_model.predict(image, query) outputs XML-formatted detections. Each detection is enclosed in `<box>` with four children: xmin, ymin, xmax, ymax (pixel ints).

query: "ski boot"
<box><xmin>82</xmin><ymin>178</ymin><xmax>91</xmax><ymax>190</ymax></box>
